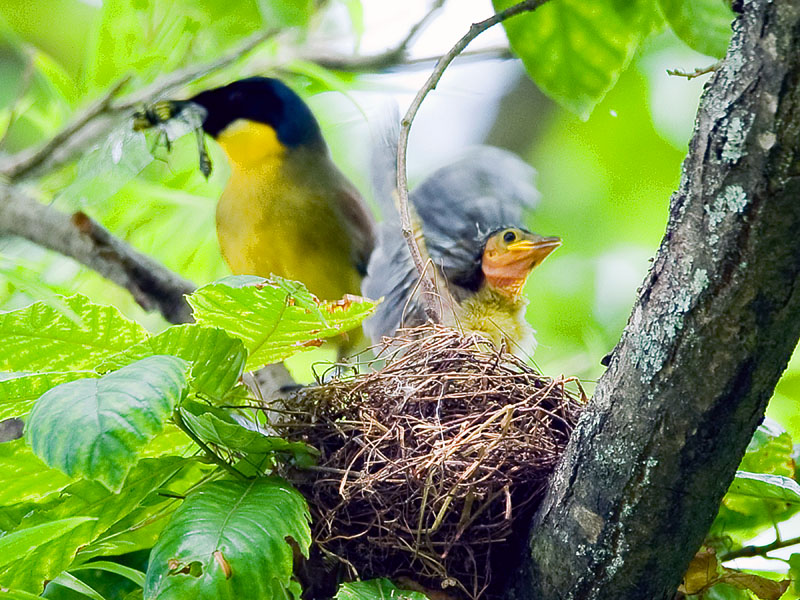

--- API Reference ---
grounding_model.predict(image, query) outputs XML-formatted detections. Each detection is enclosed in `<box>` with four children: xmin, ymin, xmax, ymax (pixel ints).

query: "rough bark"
<box><xmin>508</xmin><ymin>1</ymin><xmax>800</xmax><ymax>598</ymax></box>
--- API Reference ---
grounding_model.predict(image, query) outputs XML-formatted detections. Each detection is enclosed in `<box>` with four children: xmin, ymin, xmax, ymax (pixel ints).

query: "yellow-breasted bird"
<box><xmin>364</xmin><ymin>142</ymin><xmax>559</xmax><ymax>358</ymax></box>
<box><xmin>167</xmin><ymin>77</ymin><xmax>376</xmax><ymax>306</ymax></box>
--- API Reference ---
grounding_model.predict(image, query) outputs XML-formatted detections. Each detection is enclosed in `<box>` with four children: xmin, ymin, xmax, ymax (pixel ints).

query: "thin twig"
<box><xmin>396</xmin><ymin>0</ymin><xmax>447</xmax><ymax>55</ymax></box>
<box><xmin>1</xmin><ymin>76</ymin><xmax>131</xmax><ymax>180</ymax></box>
<box><xmin>307</xmin><ymin>0</ymin><xmax>445</xmax><ymax>71</ymax></box>
<box><xmin>396</xmin><ymin>45</ymin><xmax>513</xmax><ymax>70</ymax></box>
<box><xmin>666</xmin><ymin>61</ymin><xmax>721</xmax><ymax>80</ymax></box>
<box><xmin>395</xmin><ymin>0</ymin><xmax>550</xmax><ymax>322</ymax></box>
<box><xmin>720</xmin><ymin>535</ymin><xmax>800</xmax><ymax>561</ymax></box>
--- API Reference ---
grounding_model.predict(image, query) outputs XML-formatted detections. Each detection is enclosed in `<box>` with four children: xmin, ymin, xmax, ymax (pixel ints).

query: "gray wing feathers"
<box><xmin>369</xmin><ymin>107</ymin><xmax>401</xmax><ymax>218</ymax></box>
<box><xmin>413</xmin><ymin>147</ymin><xmax>540</xmax><ymax>284</ymax></box>
<box><xmin>363</xmin><ymin>129</ymin><xmax>540</xmax><ymax>343</ymax></box>
<box><xmin>362</xmin><ymin>221</ymin><xmax>426</xmax><ymax>343</ymax></box>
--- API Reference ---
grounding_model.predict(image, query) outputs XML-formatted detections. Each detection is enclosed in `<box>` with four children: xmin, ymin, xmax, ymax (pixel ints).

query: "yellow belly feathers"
<box><xmin>214</xmin><ymin>120</ymin><xmax>361</xmax><ymax>301</ymax></box>
<box><xmin>452</xmin><ymin>286</ymin><xmax>536</xmax><ymax>357</ymax></box>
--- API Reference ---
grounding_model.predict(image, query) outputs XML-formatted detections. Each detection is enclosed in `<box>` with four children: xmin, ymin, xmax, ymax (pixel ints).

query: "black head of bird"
<box><xmin>135</xmin><ymin>77</ymin><xmax>376</xmax><ymax>356</ymax></box>
<box><xmin>188</xmin><ymin>77</ymin><xmax>327</xmax><ymax>160</ymax></box>
<box><xmin>153</xmin><ymin>77</ymin><xmax>375</xmax><ymax>309</ymax></box>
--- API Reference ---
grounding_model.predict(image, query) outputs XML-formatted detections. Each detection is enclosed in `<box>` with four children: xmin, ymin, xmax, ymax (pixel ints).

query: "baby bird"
<box><xmin>363</xmin><ymin>142</ymin><xmax>559</xmax><ymax>358</ymax></box>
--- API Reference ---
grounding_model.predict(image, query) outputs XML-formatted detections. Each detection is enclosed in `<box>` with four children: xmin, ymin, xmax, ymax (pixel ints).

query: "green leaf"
<box><xmin>0</xmin><ymin>371</ymin><xmax>98</xmax><ymax>421</ymax></box>
<box><xmin>70</xmin><ymin>561</ymin><xmax>147</xmax><ymax>588</ymax></box>
<box><xmin>180</xmin><ymin>402</ymin><xmax>316</xmax><ymax>464</ymax></box>
<box><xmin>0</xmin><ymin>457</ymin><xmax>186</xmax><ymax>592</ymax></box>
<box><xmin>335</xmin><ymin>580</ymin><xmax>430</xmax><ymax>600</ymax></box>
<box><xmin>140</xmin><ymin>424</ymin><xmax>195</xmax><ymax>459</ymax></box>
<box><xmin>340</xmin><ymin>0</ymin><xmax>365</xmax><ymax>40</ymax></box>
<box><xmin>0</xmin><ymin>438</ymin><xmax>74</xmax><ymax>505</ymax></box>
<box><xmin>0</xmin><ymin>589</ymin><xmax>47</xmax><ymax>599</ymax></box>
<box><xmin>288</xmin><ymin>60</ymin><xmax>362</xmax><ymax>109</ymax></box>
<box><xmin>728</xmin><ymin>471</ymin><xmax>800</xmax><ymax>504</ymax></box>
<box><xmin>256</xmin><ymin>0</ymin><xmax>313</xmax><ymax>27</ymax></box>
<box><xmin>83</xmin><ymin>0</ymin><xmax>183</xmax><ymax>91</ymax></box>
<box><xmin>144</xmin><ymin>478</ymin><xmax>311</xmax><ymax>600</ymax></box>
<box><xmin>51</xmin><ymin>572</ymin><xmax>107</xmax><ymax>600</ymax></box>
<box><xmin>703</xmin><ymin>583</ymin><xmax>752</xmax><ymax>600</ymax></box>
<box><xmin>98</xmin><ymin>325</ymin><xmax>247</xmax><ymax>401</ymax></box>
<box><xmin>26</xmin><ymin>356</ymin><xmax>189</xmax><ymax>491</ymax></box>
<box><xmin>494</xmin><ymin>0</ymin><xmax>653</xmax><ymax>119</ymax></box>
<box><xmin>57</xmin><ymin>128</ymin><xmax>154</xmax><ymax>211</ymax></box>
<box><xmin>711</xmin><ymin>498</ymin><xmax>799</xmax><ymax>547</ymax></box>
<box><xmin>188</xmin><ymin>276</ymin><xmax>374</xmax><ymax>371</ymax></box>
<box><xmin>740</xmin><ymin>420</ymin><xmax>794</xmax><ymax>477</ymax></box>
<box><xmin>789</xmin><ymin>553</ymin><xmax>800</xmax><ymax>595</ymax></box>
<box><xmin>0</xmin><ymin>517</ymin><xmax>96</xmax><ymax>569</ymax></box>
<box><xmin>32</xmin><ymin>48</ymin><xmax>80</xmax><ymax>104</ymax></box>
<box><xmin>0</xmin><ymin>501</ymin><xmax>52</xmax><ymax>536</ymax></box>
<box><xmin>0</xmin><ymin>295</ymin><xmax>149</xmax><ymax>372</ymax></box>
<box><xmin>74</xmin><ymin>459</ymin><xmax>206</xmax><ymax>563</ymax></box>
<box><xmin>0</xmin><ymin>254</ymin><xmax>82</xmax><ymax>321</ymax></box>
<box><xmin>658</xmin><ymin>0</ymin><xmax>734</xmax><ymax>58</ymax></box>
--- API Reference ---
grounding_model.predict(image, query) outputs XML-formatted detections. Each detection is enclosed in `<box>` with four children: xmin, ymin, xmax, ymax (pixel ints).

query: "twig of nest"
<box><xmin>272</xmin><ymin>325</ymin><xmax>584</xmax><ymax>599</ymax></box>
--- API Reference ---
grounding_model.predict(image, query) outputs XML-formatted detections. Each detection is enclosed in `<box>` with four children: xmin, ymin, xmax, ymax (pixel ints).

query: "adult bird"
<box><xmin>175</xmin><ymin>77</ymin><xmax>376</xmax><ymax>306</ymax></box>
<box><xmin>364</xmin><ymin>139</ymin><xmax>559</xmax><ymax>358</ymax></box>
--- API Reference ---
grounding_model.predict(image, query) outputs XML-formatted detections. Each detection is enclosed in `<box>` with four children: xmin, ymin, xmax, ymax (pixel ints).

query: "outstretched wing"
<box><xmin>363</xmin><ymin>121</ymin><xmax>540</xmax><ymax>343</ymax></box>
<box><xmin>362</xmin><ymin>219</ymin><xmax>428</xmax><ymax>344</ymax></box>
<box><xmin>362</xmin><ymin>113</ymin><xmax>428</xmax><ymax>342</ymax></box>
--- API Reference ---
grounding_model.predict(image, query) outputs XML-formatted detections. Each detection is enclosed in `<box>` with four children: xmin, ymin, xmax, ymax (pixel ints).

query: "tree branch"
<box><xmin>666</xmin><ymin>61</ymin><xmax>721</xmax><ymax>80</ymax></box>
<box><xmin>0</xmin><ymin>29</ymin><xmax>281</xmax><ymax>181</ymax></box>
<box><xmin>509</xmin><ymin>2</ymin><xmax>800</xmax><ymax>598</ymax></box>
<box><xmin>721</xmin><ymin>535</ymin><xmax>800</xmax><ymax>562</ymax></box>
<box><xmin>0</xmin><ymin>10</ymin><xmax>513</xmax><ymax>187</ymax></box>
<box><xmin>395</xmin><ymin>0</ymin><xmax>549</xmax><ymax>323</ymax></box>
<box><xmin>311</xmin><ymin>45</ymin><xmax>514</xmax><ymax>74</ymax></box>
<box><xmin>0</xmin><ymin>185</ymin><xmax>195</xmax><ymax>324</ymax></box>
<box><xmin>308</xmin><ymin>0</ymin><xmax>445</xmax><ymax>72</ymax></box>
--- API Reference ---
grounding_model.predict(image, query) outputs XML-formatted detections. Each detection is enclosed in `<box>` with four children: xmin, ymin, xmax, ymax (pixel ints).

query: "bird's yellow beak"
<box><xmin>482</xmin><ymin>231</ymin><xmax>561</xmax><ymax>298</ymax></box>
<box><xmin>507</xmin><ymin>235</ymin><xmax>562</xmax><ymax>268</ymax></box>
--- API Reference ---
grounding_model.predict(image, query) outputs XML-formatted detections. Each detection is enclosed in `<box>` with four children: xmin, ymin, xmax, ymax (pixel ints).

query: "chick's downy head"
<box><xmin>481</xmin><ymin>228</ymin><xmax>561</xmax><ymax>299</ymax></box>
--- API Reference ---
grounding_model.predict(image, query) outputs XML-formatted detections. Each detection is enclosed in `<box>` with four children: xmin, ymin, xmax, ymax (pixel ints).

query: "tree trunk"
<box><xmin>508</xmin><ymin>1</ymin><xmax>800</xmax><ymax>598</ymax></box>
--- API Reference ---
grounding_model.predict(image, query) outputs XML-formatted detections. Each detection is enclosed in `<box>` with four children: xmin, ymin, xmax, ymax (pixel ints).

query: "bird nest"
<box><xmin>272</xmin><ymin>325</ymin><xmax>584</xmax><ymax>598</ymax></box>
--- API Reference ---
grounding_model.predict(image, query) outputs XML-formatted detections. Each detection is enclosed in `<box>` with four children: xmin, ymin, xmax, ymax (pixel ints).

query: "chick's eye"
<box><xmin>503</xmin><ymin>231</ymin><xmax>516</xmax><ymax>243</ymax></box>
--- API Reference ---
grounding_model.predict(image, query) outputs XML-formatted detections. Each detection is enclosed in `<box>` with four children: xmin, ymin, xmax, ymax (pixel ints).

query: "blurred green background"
<box><xmin>2</xmin><ymin>0</ymin><xmax>799</xmax><ymax>593</ymax></box>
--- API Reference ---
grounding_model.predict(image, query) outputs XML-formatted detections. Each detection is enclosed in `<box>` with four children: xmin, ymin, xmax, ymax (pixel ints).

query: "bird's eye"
<box><xmin>503</xmin><ymin>230</ymin><xmax>516</xmax><ymax>243</ymax></box>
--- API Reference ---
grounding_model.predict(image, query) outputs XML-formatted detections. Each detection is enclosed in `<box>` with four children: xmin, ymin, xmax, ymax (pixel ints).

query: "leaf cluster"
<box><xmin>494</xmin><ymin>0</ymin><xmax>734</xmax><ymax>119</ymax></box>
<box><xmin>682</xmin><ymin>420</ymin><xmax>800</xmax><ymax>599</ymax></box>
<box><xmin>0</xmin><ymin>276</ymin><xmax>380</xmax><ymax>600</ymax></box>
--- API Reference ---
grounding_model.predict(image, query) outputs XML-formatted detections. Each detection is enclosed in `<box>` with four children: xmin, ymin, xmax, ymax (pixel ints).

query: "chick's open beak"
<box><xmin>507</xmin><ymin>235</ymin><xmax>562</xmax><ymax>268</ymax></box>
